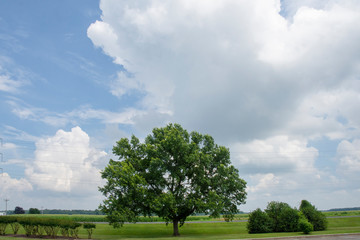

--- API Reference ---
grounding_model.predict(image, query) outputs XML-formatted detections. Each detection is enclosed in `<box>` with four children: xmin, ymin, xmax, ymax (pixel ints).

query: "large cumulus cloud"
<box><xmin>87</xmin><ymin>0</ymin><xmax>360</xmax><ymax>210</ymax></box>
<box><xmin>88</xmin><ymin>0</ymin><xmax>360</xmax><ymax>143</ymax></box>
<box><xmin>25</xmin><ymin>127</ymin><xmax>106</xmax><ymax>195</ymax></box>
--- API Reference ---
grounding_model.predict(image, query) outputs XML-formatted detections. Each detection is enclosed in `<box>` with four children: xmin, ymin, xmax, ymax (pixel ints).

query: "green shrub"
<box><xmin>277</xmin><ymin>207</ymin><xmax>300</xmax><ymax>232</ymax></box>
<box><xmin>298</xmin><ymin>219</ymin><xmax>313</xmax><ymax>234</ymax></box>
<box><xmin>265</xmin><ymin>201</ymin><xmax>299</xmax><ymax>232</ymax></box>
<box><xmin>0</xmin><ymin>216</ymin><xmax>11</xmax><ymax>235</ymax></box>
<box><xmin>83</xmin><ymin>223</ymin><xmax>96</xmax><ymax>239</ymax></box>
<box><xmin>247</xmin><ymin>201</ymin><xmax>301</xmax><ymax>234</ymax></box>
<box><xmin>17</xmin><ymin>217</ymin><xmax>35</xmax><ymax>237</ymax></box>
<box><xmin>300</xmin><ymin>200</ymin><xmax>327</xmax><ymax>231</ymax></box>
<box><xmin>247</xmin><ymin>208</ymin><xmax>272</xmax><ymax>233</ymax></box>
<box><xmin>7</xmin><ymin>216</ymin><xmax>20</xmax><ymax>234</ymax></box>
<box><xmin>69</xmin><ymin>222</ymin><xmax>82</xmax><ymax>238</ymax></box>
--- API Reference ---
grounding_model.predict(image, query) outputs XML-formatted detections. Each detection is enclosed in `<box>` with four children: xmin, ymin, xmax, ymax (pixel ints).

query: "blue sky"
<box><xmin>1</xmin><ymin>0</ymin><xmax>360</xmax><ymax>212</ymax></box>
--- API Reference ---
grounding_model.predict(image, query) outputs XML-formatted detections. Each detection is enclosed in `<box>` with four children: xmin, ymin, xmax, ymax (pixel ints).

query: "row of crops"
<box><xmin>0</xmin><ymin>216</ymin><xmax>95</xmax><ymax>238</ymax></box>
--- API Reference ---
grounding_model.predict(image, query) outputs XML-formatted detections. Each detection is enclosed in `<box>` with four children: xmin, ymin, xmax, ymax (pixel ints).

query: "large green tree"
<box><xmin>99</xmin><ymin>123</ymin><xmax>247</xmax><ymax>236</ymax></box>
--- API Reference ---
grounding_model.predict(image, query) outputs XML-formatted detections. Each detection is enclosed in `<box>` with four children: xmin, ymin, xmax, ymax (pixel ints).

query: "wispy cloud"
<box><xmin>7</xmin><ymin>98</ymin><xmax>145</xmax><ymax>127</ymax></box>
<box><xmin>0</xmin><ymin>56</ymin><xmax>33</xmax><ymax>93</ymax></box>
<box><xmin>0</xmin><ymin>74</ymin><xmax>23</xmax><ymax>93</ymax></box>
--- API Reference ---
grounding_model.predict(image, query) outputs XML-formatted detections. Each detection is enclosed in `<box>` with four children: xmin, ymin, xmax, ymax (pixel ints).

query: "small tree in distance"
<box><xmin>99</xmin><ymin>123</ymin><xmax>247</xmax><ymax>236</ymax></box>
<box><xmin>29</xmin><ymin>208</ymin><xmax>41</xmax><ymax>214</ymax></box>
<box><xmin>14</xmin><ymin>206</ymin><xmax>25</xmax><ymax>214</ymax></box>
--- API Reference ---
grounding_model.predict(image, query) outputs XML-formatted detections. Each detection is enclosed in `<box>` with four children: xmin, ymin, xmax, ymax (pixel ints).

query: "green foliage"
<box><xmin>15</xmin><ymin>214</ymin><xmax>107</xmax><ymax>223</ymax></box>
<box><xmin>14</xmin><ymin>206</ymin><xmax>25</xmax><ymax>214</ymax></box>
<box><xmin>247</xmin><ymin>201</ymin><xmax>317</xmax><ymax>234</ymax></box>
<box><xmin>29</xmin><ymin>208</ymin><xmax>41</xmax><ymax>214</ymax></box>
<box><xmin>298</xmin><ymin>218</ymin><xmax>313</xmax><ymax>234</ymax></box>
<box><xmin>100</xmin><ymin>123</ymin><xmax>247</xmax><ymax>236</ymax></box>
<box><xmin>277</xmin><ymin>206</ymin><xmax>300</xmax><ymax>232</ymax></box>
<box><xmin>6</xmin><ymin>216</ymin><xmax>82</xmax><ymax>238</ymax></box>
<box><xmin>0</xmin><ymin>217</ymin><xmax>9</xmax><ymax>235</ymax></box>
<box><xmin>299</xmin><ymin>200</ymin><xmax>328</xmax><ymax>231</ymax></box>
<box><xmin>0</xmin><ymin>216</ymin><xmax>22</xmax><ymax>235</ymax></box>
<box><xmin>247</xmin><ymin>208</ymin><xmax>272</xmax><ymax>233</ymax></box>
<box><xmin>83</xmin><ymin>223</ymin><xmax>96</xmax><ymax>238</ymax></box>
<box><xmin>265</xmin><ymin>201</ymin><xmax>299</xmax><ymax>232</ymax></box>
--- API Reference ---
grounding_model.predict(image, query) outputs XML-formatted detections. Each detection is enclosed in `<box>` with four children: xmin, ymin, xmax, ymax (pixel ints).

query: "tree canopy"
<box><xmin>99</xmin><ymin>123</ymin><xmax>247</xmax><ymax>236</ymax></box>
<box><xmin>14</xmin><ymin>206</ymin><xmax>25</xmax><ymax>214</ymax></box>
<box><xmin>29</xmin><ymin>208</ymin><xmax>41</xmax><ymax>214</ymax></box>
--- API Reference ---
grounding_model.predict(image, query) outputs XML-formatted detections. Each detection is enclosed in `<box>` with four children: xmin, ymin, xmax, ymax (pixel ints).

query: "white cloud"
<box><xmin>0</xmin><ymin>172</ymin><xmax>33</xmax><ymax>194</ymax></box>
<box><xmin>88</xmin><ymin>0</ymin><xmax>360</xmax><ymax>143</ymax></box>
<box><xmin>7</xmin><ymin>99</ymin><xmax>69</xmax><ymax>127</ymax></box>
<box><xmin>110</xmin><ymin>71</ymin><xmax>144</xmax><ymax>98</ymax></box>
<box><xmin>0</xmin><ymin>57</ymin><xmax>32</xmax><ymax>93</ymax></box>
<box><xmin>285</xmin><ymin>88</ymin><xmax>360</xmax><ymax>140</ymax></box>
<box><xmin>336</xmin><ymin>139</ymin><xmax>360</xmax><ymax>174</ymax></box>
<box><xmin>25</xmin><ymin>127</ymin><xmax>107</xmax><ymax>195</ymax></box>
<box><xmin>0</xmin><ymin>74</ymin><xmax>23</xmax><ymax>93</ymax></box>
<box><xmin>232</xmin><ymin>135</ymin><xmax>318</xmax><ymax>174</ymax></box>
<box><xmin>71</xmin><ymin>105</ymin><xmax>144</xmax><ymax>125</ymax></box>
<box><xmin>258</xmin><ymin>2</ymin><xmax>360</xmax><ymax>66</ymax></box>
<box><xmin>247</xmin><ymin>173</ymin><xmax>280</xmax><ymax>194</ymax></box>
<box><xmin>8</xmin><ymin>99</ymin><xmax>146</xmax><ymax>127</ymax></box>
<box><xmin>87</xmin><ymin>0</ymin><xmax>360</xmax><ymax>210</ymax></box>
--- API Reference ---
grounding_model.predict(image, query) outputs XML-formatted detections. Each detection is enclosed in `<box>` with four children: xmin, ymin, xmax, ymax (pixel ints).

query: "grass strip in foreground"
<box><xmin>0</xmin><ymin>216</ymin><xmax>359</xmax><ymax>240</ymax></box>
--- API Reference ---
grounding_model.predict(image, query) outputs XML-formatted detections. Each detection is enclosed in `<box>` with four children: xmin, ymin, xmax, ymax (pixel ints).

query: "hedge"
<box><xmin>0</xmin><ymin>216</ymin><xmax>90</xmax><ymax>238</ymax></box>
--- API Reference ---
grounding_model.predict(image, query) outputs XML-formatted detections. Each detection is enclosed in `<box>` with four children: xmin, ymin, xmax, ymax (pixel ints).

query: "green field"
<box><xmin>11</xmin><ymin>213</ymin><xmax>249</xmax><ymax>223</ymax></box>
<box><xmin>9</xmin><ymin>210</ymin><xmax>358</xmax><ymax>223</ymax></box>
<box><xmin>325</xmin><ymin>210</ymin><xmax>360</xmax><ymax>217</ymax></box>
<box><xmin>0</xmin><ymin>216</ymin><xmax>359</xmax><ymax>240</ymax></box>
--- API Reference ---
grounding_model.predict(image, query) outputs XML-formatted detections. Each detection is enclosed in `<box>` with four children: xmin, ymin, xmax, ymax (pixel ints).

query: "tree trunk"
<box><xmin>173</xmin><ymin>219</ymin><xmax>180</xmax><ymax>236</ymax></box>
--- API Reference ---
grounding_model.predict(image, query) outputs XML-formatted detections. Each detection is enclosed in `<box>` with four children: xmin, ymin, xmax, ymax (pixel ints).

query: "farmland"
<box><xmin>9</xmin><ymin>210</ymin><xmax>359</xmax><ymax>223</ymax></box>
<box><xmin>0</xmin><ymin>213</ymin><xmax>359</xmax><ymax>239</ymax></box>
<box><xmin>11</xmin><ymin>213</ymin><xmax>250</xmax><ymax>223</ymax></box>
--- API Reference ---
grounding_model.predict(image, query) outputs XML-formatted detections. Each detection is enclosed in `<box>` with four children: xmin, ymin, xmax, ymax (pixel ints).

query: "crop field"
<box><xmin>12</xmin><ymin>213</ymin><xmax>249</xmax><ymax>223</ymax></box>
<box><xmin>9</xmin><ymin>210</ymin><xmax>358</xmax><ymax>223</ymax></box>
<box><xmin>325</xmin><ymin>210</ymin><xmax>360</xmax><ymax>217</ymax></box>
<box><xmin>0</xmin><ymin>215</ymin><xmax>359</xmax><ymax>240</ymax></box>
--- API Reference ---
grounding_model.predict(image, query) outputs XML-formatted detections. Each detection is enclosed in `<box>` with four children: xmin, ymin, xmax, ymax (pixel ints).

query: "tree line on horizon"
<box><xmin>6</xmin><ymin>207</ymin><xmax>103</xmax><ymax>215</ymax></box>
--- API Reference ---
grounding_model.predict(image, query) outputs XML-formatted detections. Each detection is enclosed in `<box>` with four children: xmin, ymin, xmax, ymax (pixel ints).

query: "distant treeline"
<box><xmin>38</xmin><ymin>209</ymin><xmax>104</xmax><ymax>215</ymax></box>
<box><xmin>326</xmin><ymin>207</ymin><xmax>360</xmax><ymax>212</ymax></box>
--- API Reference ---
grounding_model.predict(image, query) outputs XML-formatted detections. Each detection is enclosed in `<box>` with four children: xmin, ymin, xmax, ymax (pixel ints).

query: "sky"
<box><xmin>0</xmin><ymin>0</ymin><xmax>360</xmax><ymax>212</ymax></box>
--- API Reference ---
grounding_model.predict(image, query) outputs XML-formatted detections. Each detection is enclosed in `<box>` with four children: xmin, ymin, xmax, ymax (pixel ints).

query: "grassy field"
<box><xmin>9</xmin><ymin>210</ymin><xmax>358</xmax><ymax>223</ymax></box>
<box><xmin>0</xmin><ymin>216</ymin><xmax>359</xmax><ymax>240</ymax></box>
<box><xmin>11</xmin><ymin>213</ymin><xmax>249</xmax><ymax>223</ymax></box>
<box><xmin>325</xmin><ymin>210</ymin><xmax>360</xmax><ymax>217</ymax></box>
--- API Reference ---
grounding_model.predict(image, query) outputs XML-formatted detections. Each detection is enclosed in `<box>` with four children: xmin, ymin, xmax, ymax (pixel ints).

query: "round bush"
<box><xmin>247</xmin><ymin>208</ymin><xmax>273</xmax><ymax>233</ymax></box>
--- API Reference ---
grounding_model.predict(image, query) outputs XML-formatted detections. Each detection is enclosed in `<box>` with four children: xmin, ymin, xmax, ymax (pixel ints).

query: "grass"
<box><xmin>11</xmin><ymin>214</ymin><xmax>249</xmax><ymax>223</ymax></box>
<box><xmin>324</xmin><ymin>210</ymin><xmax>360</xmax><ymax>217</ymax></box>
<box><xmin>0</xmin><ymin>216</ymin><xmax>359</xmax><ymax>240</ymax></box>
<box><xmin>9</xmin><ymin>210</ymin><xmax>359</xmax><ymax>223</ymax></box>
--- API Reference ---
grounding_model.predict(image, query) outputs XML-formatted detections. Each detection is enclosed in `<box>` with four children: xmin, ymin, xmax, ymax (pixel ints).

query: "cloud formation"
<box><xmin>86</xmin><ymin>0</ymin><xmax>360</xmax><ymax>210</ymax></box>
<box><xmin>88</xmin><ymin>0</ymin><xmax>360</xmax><ymax>143</ymax></box>
<box><xmin>25</xmin><ymin>127</ymin><xmax>106</xmax><ymax>195</ymax></box>
<box><xmin>7</xmin><ymin>99</ymin><xmax>145</xmax><ymax>127</ymax></box>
